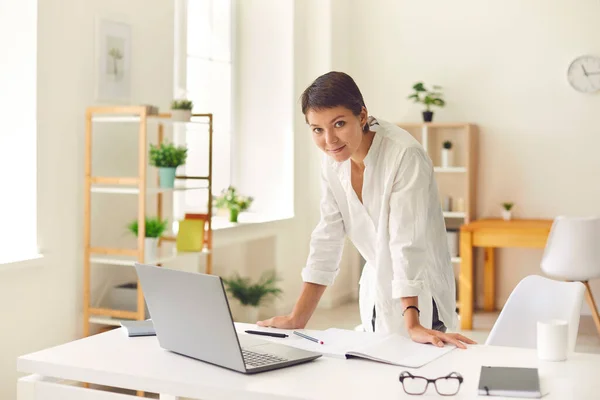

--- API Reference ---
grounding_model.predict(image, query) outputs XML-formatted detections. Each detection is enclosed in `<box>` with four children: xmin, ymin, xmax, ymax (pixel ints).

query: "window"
<box><xmin>0</xmin><ymin>0</ymin><xmax>38</xmax><ymax>264</ymax></box>
<box><xmin>174</xmin><ymin>0</ymin><xmax>233</xmax><ymax>217</ymax></box>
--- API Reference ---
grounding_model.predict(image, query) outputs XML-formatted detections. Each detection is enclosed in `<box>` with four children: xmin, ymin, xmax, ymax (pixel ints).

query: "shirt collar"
<box><xmin>363</xmin><ymin>117</ymin><xmax>382</xmax><ymax>167</ymax></box>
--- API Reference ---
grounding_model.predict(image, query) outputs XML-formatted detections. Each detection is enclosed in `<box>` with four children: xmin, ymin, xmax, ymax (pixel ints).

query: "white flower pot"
<box><xmin>144</xmin><ymin>237</ymin><xmax>159</xmax><ymax>263</ymax></box>
<box><xmin>441</xmin><ymin>149</ymin><xmax>453</xmax><ymax>168</ymax></box>
<box><xmin>446</xmin><ymin>230</ymin><xmax>459</xmax><ymax>258</ymax></box>
<box><xmin>239</xmin><ymin>304</ymin><xmax>260</xmax><ymax>323</ymax></box>
<box><xmin>171</xmin><ymin>109</ymin><xmax>192</xmax><ymax>122</ymax></box>
<box><xmin>502</xmin><ymin>210</ymin><xmax>512</xmax><ymax>221</ymax></box>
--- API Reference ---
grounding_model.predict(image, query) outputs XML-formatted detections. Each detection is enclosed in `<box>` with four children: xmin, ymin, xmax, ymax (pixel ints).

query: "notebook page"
<box><xmin>277</xmin><ymin>328</ymin><xmax>390</xmax><ymax>358</ymax></box>
<box><xmin>348</xmin><ymin>334</ymin><xmax>456</xmax><ymax>368</ymax></box>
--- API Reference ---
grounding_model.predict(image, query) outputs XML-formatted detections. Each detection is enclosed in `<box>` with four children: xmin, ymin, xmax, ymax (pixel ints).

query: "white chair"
<box><xmin>540</xmin><ymin>216</ymin><xmax>600</xmax><ymax>337</ymax></box>
<box><xmin>485</xmin><ymin>275</ymin><xmax>585</xmax><ymax>351</ymax></box>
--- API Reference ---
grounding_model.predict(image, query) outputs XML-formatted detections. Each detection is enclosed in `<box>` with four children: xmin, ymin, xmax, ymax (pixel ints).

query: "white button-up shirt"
<box><xmin>301</xmin><ymin>118</ymin><xmax>458</xmax><ymax>335</ymax></box>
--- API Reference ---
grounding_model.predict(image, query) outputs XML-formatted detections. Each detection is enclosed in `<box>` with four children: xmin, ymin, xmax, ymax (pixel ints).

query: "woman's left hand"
<box><xmin>407</xmin><ymin>324</ymin><xmax>477</xmax><ymax>349</ymax></box>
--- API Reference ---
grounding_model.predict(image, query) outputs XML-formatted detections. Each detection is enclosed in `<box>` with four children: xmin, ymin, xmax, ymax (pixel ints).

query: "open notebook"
<box><xmin>243</xmin><ymin>328</ymin><xmax>455</xmax><ymax>368</ymax></box>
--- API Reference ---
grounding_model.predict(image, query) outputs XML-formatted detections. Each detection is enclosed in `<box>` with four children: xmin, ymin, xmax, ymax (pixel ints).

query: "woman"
<box><xmin>258</xmin><ymin>71</ymin><xmax>475</xmax><ymax>349</ymax></box>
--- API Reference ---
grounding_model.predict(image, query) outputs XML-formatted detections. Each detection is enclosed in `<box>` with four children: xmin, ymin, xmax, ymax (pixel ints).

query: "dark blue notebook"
<box><xmin>478</xmin><ymin>366</ymin><xmax>542</xmax><ymax>398</ymax></box>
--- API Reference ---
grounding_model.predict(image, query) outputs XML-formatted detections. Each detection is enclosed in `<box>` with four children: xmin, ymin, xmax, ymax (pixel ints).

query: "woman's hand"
<box><xmin>256</xmin><ymin>282</ymin><xmax>326</xmax><ymax>330</ymax></box>
<box><xmin>256</xmin><ymin>315</ymin><xmax>304</xmax><ymax>329</ymax></box>
<box><xmin>407</xmin><ymin>324</ymin><xmax>477</xmax><ymax>349</ymax></box>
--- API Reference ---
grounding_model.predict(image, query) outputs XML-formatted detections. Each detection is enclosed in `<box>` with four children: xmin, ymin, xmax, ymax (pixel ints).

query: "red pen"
<box><xmin>293</xmin><ymin>331</ymin><xmax>324</xmax><ymax>345</ymax></box>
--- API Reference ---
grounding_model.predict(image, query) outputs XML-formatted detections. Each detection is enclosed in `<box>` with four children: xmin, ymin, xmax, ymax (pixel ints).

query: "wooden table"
<box><xmin>459</xmin><ymin>218</ymin><xmax>554</xmax><ymax>330</ymax></box>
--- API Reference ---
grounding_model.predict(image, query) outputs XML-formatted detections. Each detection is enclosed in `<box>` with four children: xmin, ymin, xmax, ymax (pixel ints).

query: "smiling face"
<box><xmin>306</xmin><ymin>106</ymin><xmax>368</xmax><ymax>162</ymax></box>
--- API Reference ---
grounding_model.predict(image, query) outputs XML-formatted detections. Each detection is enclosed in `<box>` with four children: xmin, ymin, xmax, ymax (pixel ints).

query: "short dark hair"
<box><xmin>301</xmin><ymin>71</ymin><xmax>369</xmax><ymax>132</ymax></box>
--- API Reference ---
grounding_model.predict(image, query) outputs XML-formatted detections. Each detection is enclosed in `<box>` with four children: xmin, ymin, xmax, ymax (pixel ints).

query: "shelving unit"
<box><xmin>83</xmin><ymin>106</ymin><xmax>214</xmax><ymax>337</ymax></box>
<box><xmin>397</xmin><ymin>122</ymin><xmax>478</xmax><ymax>266</ymax></box>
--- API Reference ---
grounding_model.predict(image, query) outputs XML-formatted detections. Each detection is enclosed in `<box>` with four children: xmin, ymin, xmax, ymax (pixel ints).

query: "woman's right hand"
<box><xmin>257</xmin><ymin>282</ymin><xmax>326</xmax><ymax>329</ymax></box>
<box><xmin>256</xmin><ymin>315</ymin><xmax>305</xmax><ymax>329</ymax></box>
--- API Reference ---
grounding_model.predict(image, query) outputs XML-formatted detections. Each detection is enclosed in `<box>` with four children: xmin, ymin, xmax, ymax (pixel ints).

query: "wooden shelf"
<box><xmin>90</xmin><ymin>246</ymin><xmax>210</xmax><ymax>267</ymax></box>
<box><xmin>443</xmin><ymin>211</ymin><xmax>466</xmax><ymax>218</ymax></box>
<box><xmin>89</xmin><ymin>307</ymin><xmax>138</xmax><ymax>319</ymax></box>
<box><xmin>397</xmin><ymin>122</ymin><xmax>474</xmax><ymax>128</ymax></box>
<box><xmin>91</xmin><ymin>115</ymin><xmax>210</xmax><ymax>126</ymax></box>
<box><xmin>89</xmin><ymin>316</ymin><xmax>127</xmax><ymax>327</ymax></box>
<box><xmin>91</xmin><ymin>183</ymin><xmax>209</xmax><ymax>195</ymax></box>
<box><xmin>434</xmin><ymin>166</ymin><xmax>467</xmax><ymax>173</ymax></box>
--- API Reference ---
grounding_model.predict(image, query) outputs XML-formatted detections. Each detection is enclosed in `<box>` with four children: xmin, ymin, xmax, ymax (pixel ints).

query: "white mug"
<box><xmin>537</xmin><ymin>319</ymin><xmax>568</xmax><ymax>361</ymax></box>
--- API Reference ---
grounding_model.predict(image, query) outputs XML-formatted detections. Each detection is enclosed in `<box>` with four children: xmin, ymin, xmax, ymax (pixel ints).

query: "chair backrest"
<box><xmin>541</xmin><ymin>216</ymin><xmax>600</xmax><ymax>281</ymax></box>
<box><xmin>485</xmin><ymin>275</ymin><xmax>585</xmax><ymax>351</ymax></box>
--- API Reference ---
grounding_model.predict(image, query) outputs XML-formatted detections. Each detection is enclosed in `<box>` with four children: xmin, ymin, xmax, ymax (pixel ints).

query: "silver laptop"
<box><xmin>134</xmin><ymin>263</ymin><xmax>322</xmax><ymax>374</ymax></box>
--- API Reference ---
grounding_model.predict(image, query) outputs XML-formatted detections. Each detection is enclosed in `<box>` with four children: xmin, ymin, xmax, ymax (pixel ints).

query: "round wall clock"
<box><xmin>567</xmin><ymin>55</ymin><xmax>600</xmax><ymax>93</ymax></box>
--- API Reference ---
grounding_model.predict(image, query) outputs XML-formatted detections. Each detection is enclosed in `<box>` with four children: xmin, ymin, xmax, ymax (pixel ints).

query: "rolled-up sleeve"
<box><xmin>301</xmin><ymin>168</ymin><xmax>346</xmax><ymax>286</ymax></box>
<box><xmin>388</xmin><ymin>148</ymin><xmax>432</xmax><ymax>299</ymax></box>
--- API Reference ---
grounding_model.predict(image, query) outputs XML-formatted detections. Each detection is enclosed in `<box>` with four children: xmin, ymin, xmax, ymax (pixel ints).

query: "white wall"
<box><xmin>0</xmin><ymin>1</ymin><xmax>174</xmax><ymax>398</ymax></box>
<box><xmin>345</xmin><ymin>0</ymin><xmax>600</xmax><ymax>309</ymax></box>
<box><xmin>234</xmin><ymin>0</ymin><xmax>294</xmax><ymax>218</ymax></box>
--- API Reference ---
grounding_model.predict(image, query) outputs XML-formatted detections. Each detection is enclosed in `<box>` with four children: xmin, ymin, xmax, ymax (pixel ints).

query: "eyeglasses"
<box><xmin>399</xmin><ymin>371</ymin><xmax>463</xmax><ymax>396</ymax></box>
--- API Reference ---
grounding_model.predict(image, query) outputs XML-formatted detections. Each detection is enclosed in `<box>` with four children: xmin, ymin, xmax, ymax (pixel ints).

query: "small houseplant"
<box><xmin>222</xmin><ymin>271</ymin><xmax>282</xmax><ymax>322</ymax></box>
<box><xmin>407</xmin><ymin>82</ymin><xmax>446</xmax><ymax>122</ymax></box>
<box><xmin>501</xmin><ymin>202</ymin><xmax>514</xmax><ymax>221</ymax></box>
<box><xmin>170</xmin><ymin>99</ymin><xmax>194</xmax><ymax>122</ymax></box>
<box><xmin>215</xmin><ymin>186</ymin><xmax>254</xmax><ymax>222</ymax></box>
<box><xmin>108</xmin><ymin>47</ymin><xmax>123</xmax><ymax>78</ymax></box>
<box><xmin>441</xmin><ymin>140</ymin><xmax>453</xmax><ymax>168</ymax></box>
<box><xmin>127</xmin><ymin>217</ymin><xmax>169</xmax><ymax>262</ymax></box>
<box><xmin>149</xmin><ymin>141</ymin><xmax>188</xmax><ymax>188</ymax></box>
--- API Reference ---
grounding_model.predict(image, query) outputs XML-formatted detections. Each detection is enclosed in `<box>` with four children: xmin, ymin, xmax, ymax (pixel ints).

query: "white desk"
<box><xmin>17</xmin><ymin>323</ymin><xmax>600</xmax><ymax>399</ymax></box>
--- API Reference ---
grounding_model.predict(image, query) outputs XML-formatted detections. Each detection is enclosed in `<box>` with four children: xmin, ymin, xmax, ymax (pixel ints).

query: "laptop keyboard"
<box><xmin>242</xmin><ymin>349</ymin><xmax>288</xmax><ymax>368</ymax></box>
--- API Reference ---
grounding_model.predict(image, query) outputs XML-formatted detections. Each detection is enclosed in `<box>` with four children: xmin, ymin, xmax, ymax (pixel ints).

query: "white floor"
<box><xmin>308</xmin><ymin>300</ymin><xmax>600</xmax><ymax>354</ymax></box>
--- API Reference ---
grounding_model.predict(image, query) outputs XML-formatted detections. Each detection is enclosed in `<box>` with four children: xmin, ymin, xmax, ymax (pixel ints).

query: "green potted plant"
<box><xmin>441</xmin><ymin>140</ymin><xmax>453</xmax><ymax>168</ymax></box>
<box><xmin>222</xmin><ymin>271</ymin><xmax>282</xmax><ymax>323</ymax></box>
<box><xmin>149</xmin><ymin>141</ymin><xmax>188</xmax><ymax>188</ymax></box>
<box><xmin>407</xmin><ymin>82</ymin><xmax>446</xmax><ymax>122</ymax></box>
<box><xmin>170</xmin><ymin>99</ymin><xmax>194</xmax><ymax>122</ymax></box>
<box><xmin>127</xmin><ymin>216</ymin><xmax>169</xmax><ymax>262</ymax></box>
<box><xmin>215</xmin><ymin>186</ymin><xmax>254</xmax><ymax>223</ymax></box>
<box><xmin>501</xmin><ymin>202</ymin><xmax>514</xmax><ymax>221</ymax></box>
<box><xmin>108</xmin><ymin>48</ymin><xmax>123</xmax><ymax>78</ymax></box>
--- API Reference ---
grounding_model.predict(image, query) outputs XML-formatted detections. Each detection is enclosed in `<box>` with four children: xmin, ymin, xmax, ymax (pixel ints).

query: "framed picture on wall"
<box><xmin>95</xmin><ymin>17</ymin><xmax>132</xmax><ymax>102</ymax></box>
